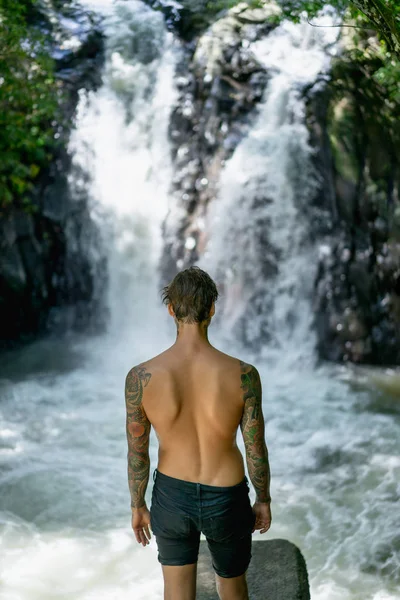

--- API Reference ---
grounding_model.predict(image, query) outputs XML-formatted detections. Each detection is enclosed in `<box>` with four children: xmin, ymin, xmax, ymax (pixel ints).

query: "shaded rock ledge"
<box><xmin>305</xmin><ymin>35</ymin><xmax>400</xmax><ymax>366</ymax></box>
<box><xmin>197</xmin><ymin>539</ymin><xmax>310</xmax><ymax>600</ymax></box>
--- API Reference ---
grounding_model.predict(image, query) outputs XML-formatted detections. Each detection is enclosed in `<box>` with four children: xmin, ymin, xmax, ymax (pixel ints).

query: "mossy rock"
<box><xmin>143</xmin><ymin>0</ymin><xmax>278</xmax><ymax>40</ymax></box>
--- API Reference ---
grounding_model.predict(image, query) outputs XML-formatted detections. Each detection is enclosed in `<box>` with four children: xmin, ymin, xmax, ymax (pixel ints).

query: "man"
<box><xmin>125</xmin><ymin>266</ymin><xmax>271</xmax><ymax>600</ymax></box>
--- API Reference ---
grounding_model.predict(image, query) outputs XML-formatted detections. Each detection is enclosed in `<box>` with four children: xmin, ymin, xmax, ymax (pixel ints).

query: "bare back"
<box><xmin>140</xmin><ymin>344</ymin><xmax>245</xmax><ymax>486</ymax></box>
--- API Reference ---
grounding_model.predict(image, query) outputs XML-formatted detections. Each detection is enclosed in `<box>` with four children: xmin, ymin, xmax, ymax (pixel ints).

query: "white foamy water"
<box><xmin>0</xmin><ymin>4</ymin><xmax>399</xmax><ymax>600</ymax></box>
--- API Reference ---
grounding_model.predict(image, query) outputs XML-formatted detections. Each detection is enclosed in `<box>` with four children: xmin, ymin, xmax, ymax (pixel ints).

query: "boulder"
<box><xmin>196</xmin><ymin>539</ymin><xmax>310</xmax><ymax>600</ymax></box>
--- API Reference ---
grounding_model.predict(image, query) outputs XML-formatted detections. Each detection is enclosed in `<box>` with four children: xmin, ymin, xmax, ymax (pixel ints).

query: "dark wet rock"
<box><xmin>143</xmin><ymin>0</ymin><xmax>281</xmax><ymax>41</ymax></box>
<box><xmin>51</xmin><ymin>5</ymin><xmax>104</xmax><ymax>117</ymax></box>
<box><xmin>314</xmin><ymin>235</ymin><xmax>400</xmax><ymax>365</ymax></box>
<box><xmin>142</xmin><ymin>0</ymin><xmax>232</xmax><ymax>40</ymax></box>
<box><xmin>0</xmin><ymin>196</ymin><xmax>104</xmax><ymax>348</ymax></box>
<box><xmin>303</xmin><ymin>28</ymin><xmax>400</xmax><ymax>366</ymax></box>
<box><xmin>0</xmin><ymin>2</ymin><xmax>105</xmax><ymax>349</ymax></box>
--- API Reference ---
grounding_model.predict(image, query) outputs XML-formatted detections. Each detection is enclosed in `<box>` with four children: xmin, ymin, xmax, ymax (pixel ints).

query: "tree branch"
<box><xmin>351</xmin><ymin>0</ymin><xmax>400</xmax><ymax>57</ymax></box>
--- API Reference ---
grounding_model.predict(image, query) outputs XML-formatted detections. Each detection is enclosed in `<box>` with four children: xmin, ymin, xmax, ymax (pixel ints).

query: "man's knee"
<box><xmin>215</xmin><ymin>572</ymin><xmax>249</xmax><ymax>600</ymax></box>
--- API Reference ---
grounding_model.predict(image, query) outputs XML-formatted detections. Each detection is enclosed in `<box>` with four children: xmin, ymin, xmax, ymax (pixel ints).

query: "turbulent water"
<box><xmin>0</xmin><ymin>2</ymin><xmax>399</xmax><ymax>600</ymax></box>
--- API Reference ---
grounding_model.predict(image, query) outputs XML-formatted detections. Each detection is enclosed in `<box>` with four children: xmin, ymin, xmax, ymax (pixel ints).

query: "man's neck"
<box><xmin>173</xmin><ymin>320</ymin><xmax>210</xmax><ymax>349</ymax></box>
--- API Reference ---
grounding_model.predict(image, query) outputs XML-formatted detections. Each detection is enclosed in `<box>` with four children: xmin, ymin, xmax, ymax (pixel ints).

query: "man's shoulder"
<box><xmin>125</xmin><ymin>362</ymin><xmax>152</xmax><ymax>391</ymax></box>
<box><xmin>125</xmin><ymin>352</ymin><xmax>170</xmax><ymax>383</ymax></box>
<box><xmin>125</xmin><ymin>359</ymin><xmax>167</xmax><ymax>406</ymax></box>
<box><xmin>239</xmin><ymin>361</ymin><xmax>261</xmax><ymax>401</ymax></box>
<box><xmin>210</xmin><ymin>350</ymin><xmax>259</xmax><ymax>376</ymax></box>
<box><xmin>239</xmin><ymin>360</ymin><xmax>258</xmax><ymax>376</ymax></box>
<box><xmin>211</xmin><ymin>348</ymin><xmax>241</xmax><ymax>365</ymax></box>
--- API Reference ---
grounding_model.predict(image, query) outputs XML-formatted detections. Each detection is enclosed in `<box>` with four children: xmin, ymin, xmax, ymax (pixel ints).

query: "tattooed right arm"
<box><xmin>240</xmin><ymin>361</ymin><xmax>271</xmax><ymax>504</ymax></box>
<box><xmin>125</xmin><ymin>364</ymin><xmax>152</xmax><ymax>510</ymax></box>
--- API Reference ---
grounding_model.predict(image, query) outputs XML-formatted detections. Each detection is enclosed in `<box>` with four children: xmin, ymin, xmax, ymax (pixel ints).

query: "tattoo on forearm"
<box><xmin>240</xmin><ymin>361</ymin><xmax>271</xmax><ymax>503</ymax></box>
<box><xmin>125</xmin><ymin>365</ymin><xmax>152</xmax><ymax>509</ymax></box>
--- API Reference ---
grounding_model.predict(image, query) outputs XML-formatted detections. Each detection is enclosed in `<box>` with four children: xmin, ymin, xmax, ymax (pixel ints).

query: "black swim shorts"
<box><xmin>150</xmin><ymin>469</ymin><xmax>256</xmax><ymax>578</ymax></box>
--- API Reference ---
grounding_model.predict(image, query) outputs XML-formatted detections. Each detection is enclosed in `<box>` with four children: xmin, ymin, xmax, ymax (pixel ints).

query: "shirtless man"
<box><xmin>125</xmin><ymin>266</ymin><xmax>271</xmax><ymax>600</ymax></box>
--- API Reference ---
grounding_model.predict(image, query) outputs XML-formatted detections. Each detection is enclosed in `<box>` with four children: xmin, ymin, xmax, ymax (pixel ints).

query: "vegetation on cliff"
<box><xmin>0</xmin><ymin>0</ymin><xmax>104</xmax><ymax>349</ymax></box>
<box><xmin>0</xmin><ymin>0</ymin><xmax>62</xmax><ymax>212</ymax></box>
<box><xmin>280</xmin><ymin>1</ymin><xmax>400</xmax><ymax>106</ymax></box>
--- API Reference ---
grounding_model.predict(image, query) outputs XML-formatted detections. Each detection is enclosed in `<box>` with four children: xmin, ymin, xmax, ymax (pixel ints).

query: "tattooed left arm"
<box><xmin>125</xmin><ymin>365</ymin><xmax>152</xmax><ymax>510</ymax></box>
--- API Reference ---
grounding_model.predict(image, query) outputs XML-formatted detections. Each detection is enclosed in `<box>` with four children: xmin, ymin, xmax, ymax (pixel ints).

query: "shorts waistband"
<box><xmin>153</xmin><ymin>468</ymin><xmax>248</xmax><ymax>493</ymax></box>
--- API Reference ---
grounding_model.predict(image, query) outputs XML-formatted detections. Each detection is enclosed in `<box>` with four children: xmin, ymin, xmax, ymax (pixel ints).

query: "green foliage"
<box><xmin>280</xmin><ymin>0</ymin><xmax>348</xmax><ymax>20</ymax></box>
<box><xmin>326</xmin><ymin>12</ymin><xmax>400</xmax><ymax>233</ymax></box>
<box><xmin>205</xmin><ymin>0</ymin><xmax>264</xmax><ymax>11</ymax></box>
<box><xmin>0</xmin><ymin>0</ymin><xmax>61</xmax><ymax>212</ymax></box>
<box><xmin>280</xmin><ymin>0</ymin><xmax>400</xmax><ymax>56</ymax></box>
<box><xmin>373</xmin><ymin>58</ymin><xmax>400</xmax><ymax>104</ymax></box>
<box><xmin>331</xmin><ymin>7</ymin><xmax>400</xmax><ymax>105</ymax></box>
<box><xmin>278</xmin><ymin>0</ymin><xmax>400</xmax><ymax>112</ymax></box>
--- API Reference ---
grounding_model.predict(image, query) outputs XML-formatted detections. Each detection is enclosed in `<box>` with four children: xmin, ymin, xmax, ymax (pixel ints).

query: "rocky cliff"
<box><xmin>0</xmin><ymin>1</ymin><xmax>105</xmax><ymax>349</ymax></box>
<box><xmin>307</xmin><ymin>32</ymin><xmax>400</xmax><ymax>365</ymax></box>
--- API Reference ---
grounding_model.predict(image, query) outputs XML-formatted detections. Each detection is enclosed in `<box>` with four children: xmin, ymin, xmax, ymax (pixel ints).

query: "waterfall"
<box><xmin>0</xmin><ymin>4</ymin><xmax>399</xmax><ymax>600</ymax></box>
<box><xmin>68</xmin><ymin>0</ymin><xmax>179</xmax><ymax>341</ymax></box>
<box><xmin>202</xmin><ymin>16</ymin><xmax>338</xmax><ymax>367</ymax></box>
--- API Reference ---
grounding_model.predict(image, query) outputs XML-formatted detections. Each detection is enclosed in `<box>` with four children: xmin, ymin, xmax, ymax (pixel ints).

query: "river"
<box><xmin>0</xmin><ymin>2</ymin><xmax>399</xmax><ymax>599</ymax></box>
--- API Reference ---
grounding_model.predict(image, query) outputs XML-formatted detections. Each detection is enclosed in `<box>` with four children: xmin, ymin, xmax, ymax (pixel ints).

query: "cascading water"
<box><xmin>202</xmin><ymin>17</ymin><xmax>337</xmax><ymax>366</ymax></box>
<box><xmin>0</xmin><ymin>3</ymin><xmax>399</xmax><ymax>600</ymax></box>
<box><xmin>68</xmin><ymin>0</ymin><xmax>178</xmax><ymax>338</ymax></box>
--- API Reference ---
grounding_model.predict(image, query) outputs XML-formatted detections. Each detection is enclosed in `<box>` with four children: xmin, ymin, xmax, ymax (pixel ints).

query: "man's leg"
<box><xmin>162</xmin><ymin>563</ymin><xmax>197</xmax><ymax>600</ymax></box>
<box><xmin>215</xmin><ymin>572</ymin><xmax>249</xmax><ymax>600</ymax></box>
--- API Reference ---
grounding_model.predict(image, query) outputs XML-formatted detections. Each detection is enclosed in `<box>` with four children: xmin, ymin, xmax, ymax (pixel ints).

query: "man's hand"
<box><xmin>131</xmin><ymin>505</ymin><xmax>152</xmax><ymax>546</ymax></box>
<box><xmin>252</xmin><ymin>501</ymin><xmax>272</xmax><ymax>534</ymax></box>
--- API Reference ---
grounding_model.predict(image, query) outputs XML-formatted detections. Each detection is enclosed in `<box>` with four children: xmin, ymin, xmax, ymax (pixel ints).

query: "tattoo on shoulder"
<box><xmin>125</xmin><ymin>364</ymin><xmax>152</xmax><ymax>404</ymax></box>
<box><xmin>125</xmin><ymin>365</ymin><xmax>152</xmax><ymax>437</ymax></box>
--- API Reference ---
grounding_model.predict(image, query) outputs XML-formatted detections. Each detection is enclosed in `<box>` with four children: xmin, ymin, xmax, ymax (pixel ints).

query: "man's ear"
<box><xmin>209</xmin><ymin>302</ymin><xmax>215</xmax><ymax>318</ymax></box>
<box><xmin>168</xmin><ymin>303</ymin><xmax>175</xmax><ymax>318</ymax></box>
